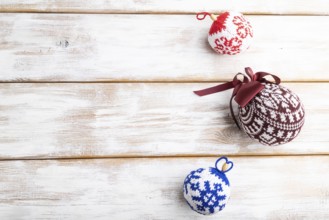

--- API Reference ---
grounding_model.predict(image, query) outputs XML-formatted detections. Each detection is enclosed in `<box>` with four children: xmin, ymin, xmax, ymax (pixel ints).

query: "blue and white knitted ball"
<box><xmin>183</xmin><ymin>157</ymin><xmax>233</xmax><ymax>215</ymax></box>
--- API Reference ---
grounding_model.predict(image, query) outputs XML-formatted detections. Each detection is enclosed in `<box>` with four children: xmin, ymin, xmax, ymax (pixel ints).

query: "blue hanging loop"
<box><xmin>215</xmin><ymin>156</ymin><xmax>234</xmax><ymax>173</ymax></box>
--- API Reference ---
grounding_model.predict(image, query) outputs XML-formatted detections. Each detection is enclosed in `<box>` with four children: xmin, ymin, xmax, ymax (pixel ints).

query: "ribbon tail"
<box><xmin>230</xmin><ymin>95</ymin><xmax>241</xmax><ymax>129</ymax></box>
<box><xmin>194</xmin><ymin>81</ymin><xmax>234</xmax><ymax>96</ymax></box>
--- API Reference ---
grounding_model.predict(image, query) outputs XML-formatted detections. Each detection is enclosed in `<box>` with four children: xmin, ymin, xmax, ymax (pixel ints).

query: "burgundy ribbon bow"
<box><xmin>194</xmin><ymin>67</ymin><xmax>281</xmax><ymax>129</ymax></box>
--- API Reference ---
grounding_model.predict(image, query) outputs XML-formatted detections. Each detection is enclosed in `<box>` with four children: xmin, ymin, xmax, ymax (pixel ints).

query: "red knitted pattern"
<box><xmin>207</xmin><ymin>12</ymin><xmax>253</xmax><ymax>55</ymax></box>
<box><xmin>209</xmin><ymin>12</ymin><xmax>230</xmax><ymax>35</ymax></box>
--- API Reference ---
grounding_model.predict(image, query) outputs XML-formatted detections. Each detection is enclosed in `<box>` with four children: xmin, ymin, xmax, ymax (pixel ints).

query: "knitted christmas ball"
<box><xmin>197</xmin><ymin>11</ymin><xmax>253</xmax><ymax>55</ymax></box>
<box><xmin>193</xmin><ymin>67</ymin><xmax>305</xmax><ymax>146</ymax></box>
<box><xmin>183</xmin><ymin>157</ymin><xmax>233</xmax><ymax>215</ymax></box>
<box><xmin>238</xmin><ymin>82</ymin><xmax>305</xmax><ymax>146</ymax></box>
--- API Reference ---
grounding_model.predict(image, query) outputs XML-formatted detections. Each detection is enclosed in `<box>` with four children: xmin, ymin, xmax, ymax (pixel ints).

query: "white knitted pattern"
<box><xmin>238</xmin><ymin>83</ymin><xmax>305</xmax><ymax>146</ymax></box>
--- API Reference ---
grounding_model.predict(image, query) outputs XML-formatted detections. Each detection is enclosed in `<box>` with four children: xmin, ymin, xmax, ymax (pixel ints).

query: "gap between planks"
<box><xmin>1</xmin><ymin>0</ymin><xmax>328</xmax><ymax>15</ymax></box>
<box><xmin>0</xmin><ymin>154</ymin><xmax>328</xmax><ymax>162</ymax></box>
<box><xmin>0</xmin><ymin>11</ymin><xmax>328</xmax><ymax>16</ymax></box>
<box><xmin>1</xmin><ymin>81</ymin><xmax>329</xmax><ymax>84</ymax></box>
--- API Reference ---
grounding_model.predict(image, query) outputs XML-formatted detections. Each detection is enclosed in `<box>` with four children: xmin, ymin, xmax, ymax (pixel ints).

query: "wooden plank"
<box><xmin>0</xmin><ymin>156</ymin><xmax>328</xmax><ymax>219</ymax></box>
<box><xmin>0</xmin><ymin>83</ymin><xmax>327</xmax><ymax>159</ymax></box>
<box><xmin>0</xmin><ymin>14</ymin><xmax>328</xmax><ymax>82</ymax></box>
<box><xmin>0</xmin><ymin>0</ymin><xmax>328</xmax><ymax>15</ymax></box>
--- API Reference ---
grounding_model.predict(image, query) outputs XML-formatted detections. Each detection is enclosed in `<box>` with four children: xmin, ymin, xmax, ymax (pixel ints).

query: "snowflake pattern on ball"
<box><xmin>183</xmin><ymin>168</ymin><xmax>230</xmax><ymax>215</ymax></box>
<box><xmin>232</xmin><ymin>15</ymin><xmax>253</xmax><ymax>39</ymax></box>
<box><xmin>238</xmin><ymin>83</ymin><xmax>305</xmax><ymax>146</ymax></box>
<box><xmin>214</xmin><ymin>36</ymin><xmax>242</xmax><ymax>55</ymax></box>
<box><xmin>208</xmin><ymin>11</ymin><xmax>253</xmax><ymax>55</ymax></box>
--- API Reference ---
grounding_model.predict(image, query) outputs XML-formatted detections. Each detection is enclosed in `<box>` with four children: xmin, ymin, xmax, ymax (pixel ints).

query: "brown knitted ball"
<box><xmin>238</xmin><ymin>83</ymin><xmax>305</xmax><ymax>146</ymax></box>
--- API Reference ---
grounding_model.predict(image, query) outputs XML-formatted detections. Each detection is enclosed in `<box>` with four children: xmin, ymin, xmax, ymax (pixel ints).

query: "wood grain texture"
<box><xmin>0</xmin><ymin>14</ymin><xmax>328</xmax><ymax>82</ymax></box>
<box><xmin>0</xmin><ymin>0</ymin><xmax>328</xmax><ymax>15</ymax></box>
<box><xmin>0</xmin><ymin>83</ymin><xmax>327</xmax><ymax>159</ymax></box>
<box><xmin>0</xmin><ymin>156</ymin><xmax>328</xmax><ymax>219</ymax></box>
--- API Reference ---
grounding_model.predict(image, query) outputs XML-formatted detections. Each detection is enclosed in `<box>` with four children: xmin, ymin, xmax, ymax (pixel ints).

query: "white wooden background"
<box><xmin>0</xmin><ymin>1</ymin><xmax>328</xmax><ymax>219</ymax></box>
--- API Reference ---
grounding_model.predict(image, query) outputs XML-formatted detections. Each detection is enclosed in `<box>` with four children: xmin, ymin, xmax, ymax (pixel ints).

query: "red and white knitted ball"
<box><xmin>199</xmin><ymin>12</ymin><xmax>253</xmax><ymax>55</ymax></box>
<box><xmin>238</xmin><ymin>83</ymin><xmax>305</xmax><ymax>146</ymax></box>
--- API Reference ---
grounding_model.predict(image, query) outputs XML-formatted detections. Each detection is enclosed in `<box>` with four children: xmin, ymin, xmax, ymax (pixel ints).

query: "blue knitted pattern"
<box><xmin>183</xmin><ymin>167</ymin><xmax>230</xmax><ymax>215</ymax></box>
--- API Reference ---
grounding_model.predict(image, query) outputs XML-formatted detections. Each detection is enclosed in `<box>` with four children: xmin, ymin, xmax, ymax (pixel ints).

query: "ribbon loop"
<box><xmin>193</xmin><ymin>67</ymin><xmax>281</xmax><ymax>129</ymax></box>
<box><xmin>245</xmin><ymin>67</ymin><xmax>254</xmax><ymax>80</ymax></box>
<box><xmin>254</xmin><ymin>72</ymin><xmax>281</xmax><ymax>85</ymax></box>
